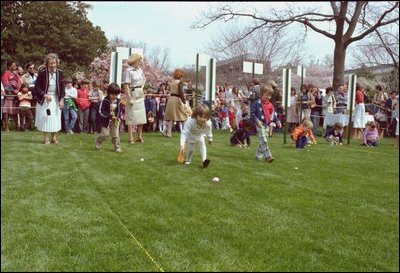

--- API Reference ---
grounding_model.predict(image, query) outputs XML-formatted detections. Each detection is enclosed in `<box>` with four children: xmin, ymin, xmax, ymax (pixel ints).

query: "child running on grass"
<box><xmin>95</xmin><ymin>83</ymin><xmax>122</xmax><ymax>152</ymax></box>
<box><xmin>179</xmin><ymin>104</ymin><xmax>213</xmax><ymax>168</ymax></box>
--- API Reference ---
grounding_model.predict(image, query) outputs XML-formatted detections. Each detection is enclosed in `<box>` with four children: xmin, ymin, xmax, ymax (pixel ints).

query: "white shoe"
<box><xmin>185</xmin><ymin>161</ymin><xmax>191</xmax><ymax>165</ymax></box>
<box><xmin>95</xmin><ymin>139</ymin><xmax>101</xmax><ymax>150</ymax></box>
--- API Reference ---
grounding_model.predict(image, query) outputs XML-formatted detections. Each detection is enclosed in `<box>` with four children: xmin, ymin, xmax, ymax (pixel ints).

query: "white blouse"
<box><xmin>122</xmin><ymin>67</ymin><xmax>146</xmax><ymax>87</ymax></box>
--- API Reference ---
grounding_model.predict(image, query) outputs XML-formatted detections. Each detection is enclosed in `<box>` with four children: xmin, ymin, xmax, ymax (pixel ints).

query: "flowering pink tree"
<box><xmin>87</xmin><ymin>53</ymin><xmax>111</xmax><ymax>85</ymax></box>
<box><xmin>79</xmin><ymin>38</ymin><xmax>172</xmax><ymax>89</ymax></box>
<box><xmin>142</xmin><ymin>58</ymin><xmax>171</xmax><ymax>89</ymax></box>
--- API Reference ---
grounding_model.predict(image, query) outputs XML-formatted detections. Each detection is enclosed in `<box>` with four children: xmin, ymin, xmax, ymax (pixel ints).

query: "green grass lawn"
<box><xmin>1</xmin><ymin>130</ymin><xmax>399</xmax><ymax>271</ymax></box>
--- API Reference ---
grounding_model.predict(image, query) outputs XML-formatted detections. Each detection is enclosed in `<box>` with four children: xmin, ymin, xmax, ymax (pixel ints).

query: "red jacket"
<box><xmin>76</xmin><ymin>88</ymin><xmax>91</xmax><ymax>110</ymax></box>
<box><xmin>355</xmin><ymin>90</ymin><xmax>364</xmax><ymax>104</ymax></box>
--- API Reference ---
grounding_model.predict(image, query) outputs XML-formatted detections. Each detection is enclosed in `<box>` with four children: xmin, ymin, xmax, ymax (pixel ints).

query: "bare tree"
<box><xmin>109</xmin><ymin>36</ymin><xmax>170</xmax><ymax>71</ymax></box>
<box><xmin>207</xmin><ymin>24</ymin><xmax>303</xmax><ymax>66</ymax></box>
<box><xmin>147</xmin><ymin>45</ymin><xmax>171</xmax><ymax>71</ymax></box>
<box><xmin>206</xmin><ymin>25</ymin><xmax>304</xmax><ymax>87</ymax></box>
<box><xmin>352</xmin><ymin>20</ymin><xmax>399</xmax><ymax>70</ymax></box>
<box><xmin>193</xmin><ymin>1</ymin><xmax>399</xmax><ymax>89</ymax></box>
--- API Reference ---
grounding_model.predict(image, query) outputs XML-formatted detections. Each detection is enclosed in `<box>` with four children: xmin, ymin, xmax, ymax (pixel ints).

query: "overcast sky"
<box><xmin>87</xmin><ymin>1</ymin><xmax>337</xmax><ymax>68</ymax></box>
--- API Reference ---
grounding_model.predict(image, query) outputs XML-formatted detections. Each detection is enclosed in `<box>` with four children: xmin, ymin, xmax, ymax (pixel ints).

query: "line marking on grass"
<box><xmin>108</xmin><ymin>207</ymin><xmax>165</xmax><ymax>272</ymax></box>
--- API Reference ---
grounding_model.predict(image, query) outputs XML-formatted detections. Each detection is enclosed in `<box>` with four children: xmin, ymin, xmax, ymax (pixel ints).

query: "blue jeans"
<box><xmin>366</xmin><ymin>140</ymin><xmax>378</xmax><ymax>147</ymax></box>
<box><xmin>311</xmin><ymin>110</ymin><xmax>320</xmax><ymax>136</ymax></box>
<box><xmin>295</xmin><ymin>136</ymin><xmax>308</xmax><ymax>149</ymax></box>
<box><xmin>63</xmin><ymin>105</ymin><xmax>77</xmax><ymax>131</ymax></box>
<box><xmin>255</xmin><ymin>126</ymin><xmax>272</xmax><ymax>159</ymax></box>
<box><xmin>90</xmin><ymin>102</ymin><xmax>100</xmax><ymax>133</ymax></box>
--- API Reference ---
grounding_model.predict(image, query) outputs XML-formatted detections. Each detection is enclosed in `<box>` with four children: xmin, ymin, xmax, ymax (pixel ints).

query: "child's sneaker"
<box><xmin>202</xmin><ymin>159</ymin><xmax>210</xmax><ymax>168</ymax></box>
<box><xmin>115</xmin><ymin>147</ymin><xmax>122</xmax><ymax>153</ymax></box>
<box><xmin>94</xmin><ymin>139</ymin><xmax>101</xmax><ymax>150</ymax></box>
<box><xmin>185</xmin><ymin>161</ymin><xmax>191</xmax><ymax>165</ymax></box>
<box><xmin>265</xmin><ymin>157</ymin><xmax>274</xmax><ymax>163</ymax></box>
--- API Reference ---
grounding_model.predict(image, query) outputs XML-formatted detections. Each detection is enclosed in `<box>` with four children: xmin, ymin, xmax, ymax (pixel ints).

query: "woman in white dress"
<box><xmin>353</xmin><ymin>83</ymin><xmax>366</xmax><ymax>139</ymax></box>
<box><xmin>122</xmin><ymin>54</ymin><xmax>147</xmax><ymax>143</ymax></box>
<box><xmin>33</xmin><ymin>53</ymin><xmax>65</xmax><ymax>144</ymax></box>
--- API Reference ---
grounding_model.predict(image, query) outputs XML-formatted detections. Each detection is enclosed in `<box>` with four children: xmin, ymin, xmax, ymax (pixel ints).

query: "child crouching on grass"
<box><xmin>95</xmin><ymin>83</ymin><xmax>122</xmax><ymax>152</ymax></box>
<box><xmin>291</xmin><ymin>119</ymin><xmax>317</xmax><ymax>149</ymax></box>
<box><xmin>230</xmin><ymin>119</ymin><xmax>254</xmax><ymax>148</ymax></box>
<box><xmin>250</xmin><ymin>84</ymin><xmax>281</xmax><ymax>162</ymax></box>
<box><xmin>324</xmin><ymin>122</ymin><xmax>344</xmax><ymax>145</ymax></box>
<box><xmin>179</xmin><ymin>104</ymin><xmax>213</xmax><ymax>168</ymax></box>
<box><xmin>363</xmin><ymin>121</ymin><xmax>379</xmax><ymax>147</ymax></box>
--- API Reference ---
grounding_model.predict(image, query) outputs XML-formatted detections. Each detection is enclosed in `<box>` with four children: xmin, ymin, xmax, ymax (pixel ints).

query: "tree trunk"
<box><xmin>332</xmin><ymin>40</ymin><xmax>347</xmax><ymax>90</ymax></box>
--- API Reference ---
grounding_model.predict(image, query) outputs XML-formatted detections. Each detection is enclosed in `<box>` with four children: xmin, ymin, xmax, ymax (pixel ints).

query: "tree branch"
<box><xmin>295</xmin><ymin>18</ymin><xmax>335</xmax><ymax>39</ymax></box>
<box><xmin>330</xmin><ymin>1</ymin><xmax>339</xmax><ymax>16</ymax></box>
<box><xmin>343</xmin><ymin>1</ymin><xmax>366</xmax><ymax>41</ymax></box>
<box><xmin>375</xmin><ymin>29</ymin><xmax>399</xmax><ymax>70</ymax></box>
<box><xmin>345</xmin><ymin>2</ymin><xmax>399</xmax><ymax>46</ymax></box>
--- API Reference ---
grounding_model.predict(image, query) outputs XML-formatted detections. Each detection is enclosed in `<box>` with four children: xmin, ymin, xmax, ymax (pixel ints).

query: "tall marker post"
<box><xmin>195</xmin><ymin>53</ymin><xmax>199</xmax><ymax>95</ymax></box>
<box><xmin>208</xmin><ymin>58</ymin><xmax>214</xmax><ymax>109</ymax></box>
<box><xmin>347</xmin><ymin>74</ymin><xmax>357</xmax><ymax>145</ymax></box>
<box><xmin>109</xmin><ymin>47</ymin><xmax>143</xmax><ymax>87</ymax></box>
<box><xmin>196</xmin><ymin>54</ymin><xmax>216</xmax><ymax>109</ymax></box>
<box><xmin>282</xmin><ymin>68</ymin><xmax>291</xmax><ymax>144</ymax></box>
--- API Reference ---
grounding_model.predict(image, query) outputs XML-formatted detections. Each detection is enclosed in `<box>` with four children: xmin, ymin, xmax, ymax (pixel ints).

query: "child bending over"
<box><xmin>95</xmin><ymin>83</ymin><xmax>122</xmax><ymax>152</ymax></box>
<box><xmin>291</xmin><ymin>119</ymin><xmax>316</xmax><ymax>149</ymax></box>
<box><xmin>230</xmin><ymin>119</ymin><xmax>254</xmax><ymax>148</ymax></box>
<box><xmin>324</xmin><ymin>122</ymin><xmax>344</xmax><ymax>145</ymax></box>
<box><xmin>179</xmin><ymin>104</ymin><xmax>213</xmax><ymax>168</ymax></box>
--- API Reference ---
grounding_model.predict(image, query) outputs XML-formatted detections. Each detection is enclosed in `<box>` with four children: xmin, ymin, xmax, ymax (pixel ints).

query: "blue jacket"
<box><xmin>250</xmin><ymin>99</ymin><xmax>281</xmax><ymax>127</ymax></box>
<box><xmin>98</xmin><ymin>96</ymin><xmax>122</xmax><ymax>128</ymax></box>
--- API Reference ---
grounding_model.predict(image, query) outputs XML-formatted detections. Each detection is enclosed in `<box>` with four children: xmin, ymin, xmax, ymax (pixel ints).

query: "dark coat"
<box><xmin>33</xmin><ymin>68</ymin><xmax>65</xmax><ymax>105</ymax></box>
<box><xmin>98</xmin><ymin>96</ymin><xmax>122</xmax><ymax>128</ymax></box>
